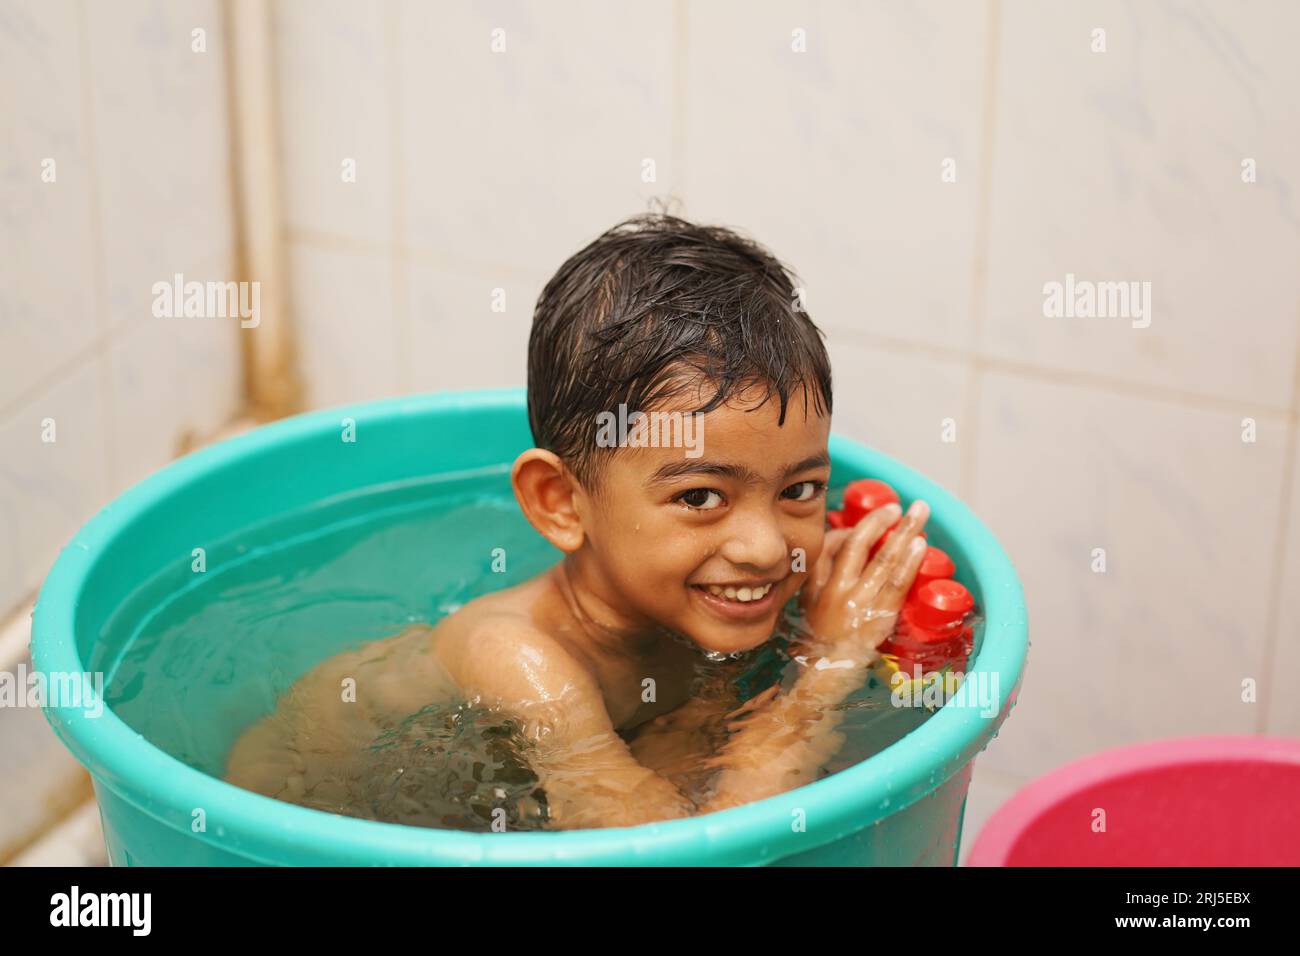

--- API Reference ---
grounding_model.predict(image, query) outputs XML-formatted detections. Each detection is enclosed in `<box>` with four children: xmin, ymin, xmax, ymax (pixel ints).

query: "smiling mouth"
<box><xmin>697</xmin><ymin>583</ymin><xmax>774</xmax><ymax>603</ymax></box>
<box><xmin>689</xmin><ymin>581</ymin><xmax>783</xmax><ymax>620</ymax></box>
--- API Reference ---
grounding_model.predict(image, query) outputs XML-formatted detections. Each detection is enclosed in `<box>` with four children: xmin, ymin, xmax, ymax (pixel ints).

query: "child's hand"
<box><xmin>698</xmin><ymin>502</ymin><xmax>931</xmax><ymax>813</ymax></box>
<box><xmin>798</xmin><ymin>499</ymin><xmax>930</xmax><ymax>653</ymax></box>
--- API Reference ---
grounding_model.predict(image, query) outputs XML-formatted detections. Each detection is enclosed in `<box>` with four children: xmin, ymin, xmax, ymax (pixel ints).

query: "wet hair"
<box><xmin>527</xmin><ymin>210</ymin><xmax>833</xmax><ymax>490</ymax></box>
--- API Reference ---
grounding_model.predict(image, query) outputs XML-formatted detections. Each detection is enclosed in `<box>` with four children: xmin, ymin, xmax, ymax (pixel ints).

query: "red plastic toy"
<box><xmin>841</xmin><ymin>478</ymin><xmax>898</xmax><ymax>524</ymax></box>
<box><xmin>827</xmin><ymin>479</ymin><xmax>976</xmax><ymax>692</ymax></box>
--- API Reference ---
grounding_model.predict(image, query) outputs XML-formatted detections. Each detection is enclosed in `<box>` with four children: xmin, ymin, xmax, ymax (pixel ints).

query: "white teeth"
<box><xmin>703</xmin><ymin>583</ymin><xmax>774</xmax><ymax>603</ymax></box>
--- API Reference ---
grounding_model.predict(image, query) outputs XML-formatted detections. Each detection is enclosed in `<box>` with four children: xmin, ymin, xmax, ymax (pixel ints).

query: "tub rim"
<box><xmin>32</xmin><ymin>387</ymin><xmax>1028</xmax><ymax>865</ymax></box>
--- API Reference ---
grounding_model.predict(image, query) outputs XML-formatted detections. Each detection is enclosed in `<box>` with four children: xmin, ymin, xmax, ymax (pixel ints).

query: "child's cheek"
<box><xmin>794</xmin><ymin>529</ymin><xmax>825</xmax><ymax>577</ymax></box>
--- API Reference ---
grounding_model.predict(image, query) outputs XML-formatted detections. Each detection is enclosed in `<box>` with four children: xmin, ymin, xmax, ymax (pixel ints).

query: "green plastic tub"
<box><xmin>32</xmin><ymin>388</ymin><xmax>1027</xmax><ymax>865</ymax></box>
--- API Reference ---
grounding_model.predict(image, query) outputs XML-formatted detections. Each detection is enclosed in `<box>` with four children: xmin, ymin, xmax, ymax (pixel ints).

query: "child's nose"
<box><xmin>719</xmin><ymin>513</ymin><xmax>789</xmax><ymax>572</ymax></box>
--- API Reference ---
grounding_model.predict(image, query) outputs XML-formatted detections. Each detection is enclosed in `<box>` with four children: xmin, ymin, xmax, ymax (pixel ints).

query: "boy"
<box><xmin>226</xmin><ymin>213</ymin><xmax>930</xmax><ymax>828</ymax></box>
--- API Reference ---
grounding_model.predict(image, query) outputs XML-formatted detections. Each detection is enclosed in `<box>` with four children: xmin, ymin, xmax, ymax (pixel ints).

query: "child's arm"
<box><xmin>449</xmin><ymin>621</ymin><xmax>696</xmax><ymax>829</ymax></box>
<box><xmin>697</xmin><ymin>502</ymin><xmax>930</xmax><ymax>812</ymax></box>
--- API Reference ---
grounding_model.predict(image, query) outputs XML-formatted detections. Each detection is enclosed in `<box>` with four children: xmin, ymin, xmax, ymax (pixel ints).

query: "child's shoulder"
<box><xmin>431</xmin><ymin>575</ymin><xmax>599</xmax><ymax>710</ymax></box>
<box><xmin>433</xmin><ymin>573</ymin><xmax>555</xmax><ymax>650</ymax></box>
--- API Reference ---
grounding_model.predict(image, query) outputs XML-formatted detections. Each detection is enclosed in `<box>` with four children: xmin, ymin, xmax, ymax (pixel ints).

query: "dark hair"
<box><xmin>527</xmin><ymin>211</ymin><xmax>833</xmax><ymax>489</ymax></box>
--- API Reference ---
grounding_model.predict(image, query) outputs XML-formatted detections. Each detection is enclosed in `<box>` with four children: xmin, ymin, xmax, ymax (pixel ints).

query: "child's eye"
<box><xmin>677</xmin><ymin>488</ymin><xmax>725</xmax><ymax>511</ymax></box>
<box><xmin>781</xmin><ymin>480</ymin><xmax>826</xmax><ymax>503</ymax></box>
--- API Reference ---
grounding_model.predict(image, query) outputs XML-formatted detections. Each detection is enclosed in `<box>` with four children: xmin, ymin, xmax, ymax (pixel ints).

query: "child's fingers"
<box><xmin>891</xmin><ymin>536</ymin><xmax>928</xmax><ymax>588</ymax></box>
<box><xmin>880</xmin><ymin>537</ymin><xmax>928</xmax><ymax>605</ymax></box>
<box><xmin>722</xmin><ymin>684</ymin><xmax>780</xmax><ymax>721</ymax></box>
<box><xmin>806</xmin><ymin>527</ymin><xmax>850</xmax><ymax>598</ymax></box>
<box><xmin>828</xmin><ymin>503</ymin><xmax>901</xmax><ymax>595</ymax></box>
<box><xmin>821</xmin><ymin>526</ymin><xmax>852</xmax><ymax>561</ymax></box>
<box><xmin>858</xmin><ymin>537</ymin><xmax>927</xmax><ymax>642</ymax></box>
<box><xmin>855</xmin><ymin>500</ymin><xmax>930</xmax><ymax>601</ymax></box>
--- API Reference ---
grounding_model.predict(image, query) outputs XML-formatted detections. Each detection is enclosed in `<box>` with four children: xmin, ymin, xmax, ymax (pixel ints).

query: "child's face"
<box><xmin>579</xmin><ymin>383</ymin><xmax>831</xmax><ymax>655</ymax></box>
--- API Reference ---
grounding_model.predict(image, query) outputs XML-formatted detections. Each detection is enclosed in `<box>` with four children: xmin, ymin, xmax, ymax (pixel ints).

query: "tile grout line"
<box><xmin>1253</xmin><ymin>299</ymin><xmax>1300</xmax><ymax>734</ymax></box>
<box><xmin>0</xmin><ymin>600</ymin><xmax>36</xmax><ymax>673</ymax></box>
<box><xmin>282</xmin><ymin>211</ymin><xmax>1300</xmax><ymax>430</ymax></box>
<box><xmin>386</xmin><ymin>1</ymin><xmax>410</xmax><ymax>394</ymax></box>
<box><xmin>292</xmin><ymin>238</ymin><xmax>1300</xmax><ymax>438</ymax></box>
<box><xmin>832</xmin><ymin>323</ymin><xmax>1299</xmax><ymax>424</ymax></box>
<box><xmin>961</xmin><ymin>0</ymin><xmax>1002</xmax><ymax>507</ymax></box>
<box><xmin>282</xmin><ymin>228</ymin><xmax>542</xmax><ymax>286</ymax></box>
<box><xmin>0</xmin><ymin>246</ymin><xmax>240</xmax><ymax>425</ymax></box>
<box><xmin>1255</xmin><ymin>420</ymin><xmax>1297</xmax><ymax>734</ymax></box>
<box><xmin>671</xmin><ymin>0</ymin><xmax>688</xmax><ymax>207</ymax></box>
<box><xmin>7</xmin><ymin>796</ymin><xmax>107</xmax><ymax>867</ymax></box>
<box><xmin>74</xmin><ymin>0</ymin><xmax>117</xmax><ymax>496</ymax></box>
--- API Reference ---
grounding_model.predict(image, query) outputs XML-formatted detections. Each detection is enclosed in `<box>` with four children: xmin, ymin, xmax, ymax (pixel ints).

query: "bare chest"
<box><xmin>600</xmin><ymin>646</ymin><xmax>699</xmax><ymax>732</ymax></box>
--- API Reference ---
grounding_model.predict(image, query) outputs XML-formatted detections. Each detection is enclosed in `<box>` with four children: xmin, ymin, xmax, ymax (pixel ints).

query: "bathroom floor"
<box><xmin>8</xmin><ymin>800</ymin><xmax>106</xmax><ymax>867</ymax></box>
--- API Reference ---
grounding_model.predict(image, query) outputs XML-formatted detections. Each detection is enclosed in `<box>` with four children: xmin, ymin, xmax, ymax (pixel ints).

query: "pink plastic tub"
<box><xmin>968</xmin><ymin>736</ymin><xmax>1300</xmax><ymax>866</ymax></box>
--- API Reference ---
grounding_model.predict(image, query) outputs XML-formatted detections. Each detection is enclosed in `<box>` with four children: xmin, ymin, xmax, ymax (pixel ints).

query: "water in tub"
<box><xmin>100</xmin><ymin>472</ymin><xmax>979</xmax><ymax>831</ymax></box>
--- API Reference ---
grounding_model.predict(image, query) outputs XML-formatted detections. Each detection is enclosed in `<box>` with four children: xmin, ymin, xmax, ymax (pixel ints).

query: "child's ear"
<box><xmin>510</xmin><ymin>449</ymin><xmax>587</xmax><ymax>552</ymax></box>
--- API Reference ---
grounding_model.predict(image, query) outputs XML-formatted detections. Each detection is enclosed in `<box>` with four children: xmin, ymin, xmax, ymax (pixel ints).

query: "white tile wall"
<box><xmin>972</xmin><ymin>371</ymin><xmax>1290</xmax><ymax>779</ymax></box>
<box><xmin>269</xmin><ymin>0</ymin><xmax>1300</xmax><ymax>790</ymax></box>
<box><xmin>1</xmin><ymin>0</ymin><xmax>242</xmax><ymax>605</ymax></box>
<box><xmin>106</xmin><ymin>248</ymin><xmax>244</xmax><ymax>495</ymax></box>
<box><xmin>84</xmin><ymin>0</ymin><xmax>235</xmax><ymax>331</ymax></box>
<box><xmin>408</xmin><ymin>260</ymin><xmax>538</xmax><ymax>393</ymax></box>
<box><xmin>0</xmin><ymin>0</ymin><xmax>100</xmax><ymax>412</ymax></box>
<box><xmin>1</xmin><ymin>0</ymin><xmax>243</xmax><ymax>858</ymax></box>
<box><xmin>290</xmin><ymin>243</ymin><xmax>398</xmax><ymax>409</ymax></box>
<box><xmin>828</xmin><ymin>337</ymin><xmax>969</xmax><ymax>493</ymax></box>
<box><xmin>682</xmin><ymin>0</ymin><xmax>990</xmax><ymax>352</ymax></box>
<box><xmin>398</xmin><ymin>0</ymin><xmax>676</xmax><ymax>276</ymax></box>
<box><xmin>1265</xmin><ymin>436</ymin><xmax>1300</xmax><ymax>737</ymax></box>
<box><xmin>984</xmin><ymin>0</ymin><xmax>1300</xmax><ymax>410</ymax></box>
<box><xmin>0</xmin><ymin>361</ymin><xmax>109</xmax><ymax>611</ymax></box>
<box><xmin>274</xmin><ymin>0</ymin><xmax>392</xmax><ymax>245</ymax></box>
